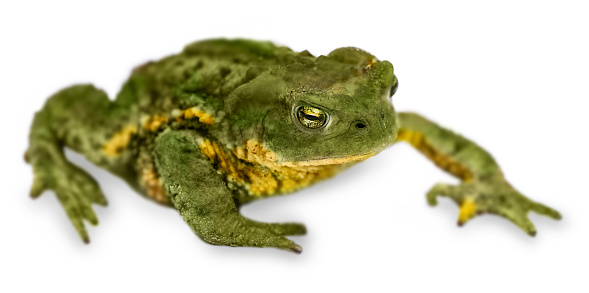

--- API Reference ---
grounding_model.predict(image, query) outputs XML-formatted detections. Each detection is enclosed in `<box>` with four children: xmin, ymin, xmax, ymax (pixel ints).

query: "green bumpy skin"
<box><xmin>26</xmin><ymin>39</ymin><xmax>561</xmax><ymax>252</ymax></box>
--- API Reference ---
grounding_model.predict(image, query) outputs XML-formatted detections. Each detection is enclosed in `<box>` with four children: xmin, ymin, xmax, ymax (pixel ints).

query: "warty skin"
<box><xmin>26</xmin><ymin>39</ymin><xmax>561</xmax><ymax>253</ymax></box>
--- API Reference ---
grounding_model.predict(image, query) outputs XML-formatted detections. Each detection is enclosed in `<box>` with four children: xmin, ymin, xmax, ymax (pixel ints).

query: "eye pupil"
<box><xmin>305</xmin><ymin>114</ymin><xmax>320</xmax><ymax>121</ymax></box>
<box><xmin>297</xmin><ymin>106</ymin><xmax>328</xmax><ymax>129</ymax></box>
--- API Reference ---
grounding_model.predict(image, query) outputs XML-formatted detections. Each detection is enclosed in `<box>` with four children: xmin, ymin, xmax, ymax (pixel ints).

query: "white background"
<box><xmin>1</xmin><ymin>1</ymin><xmax>588</xmax><ymax>292</ymax></box>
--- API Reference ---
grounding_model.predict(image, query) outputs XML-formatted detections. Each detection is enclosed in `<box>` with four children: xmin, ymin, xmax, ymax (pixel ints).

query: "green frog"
<box><xmin>26</xmin><ymin>39</ymin><xmax>561</xmax><ymax>253</ymax></box>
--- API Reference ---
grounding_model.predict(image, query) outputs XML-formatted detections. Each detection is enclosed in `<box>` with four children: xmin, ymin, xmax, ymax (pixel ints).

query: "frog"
<box><xmin>26</xmin><ymin>39</ymin><xmax>561</xmax><ymax>253</ymax></box>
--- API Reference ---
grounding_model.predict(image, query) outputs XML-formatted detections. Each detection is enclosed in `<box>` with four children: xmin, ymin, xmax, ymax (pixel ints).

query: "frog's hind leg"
<box><xmin>26</xmin><ymin>85</ymin><xmax>112</xmax><ymax>243</ymax></box>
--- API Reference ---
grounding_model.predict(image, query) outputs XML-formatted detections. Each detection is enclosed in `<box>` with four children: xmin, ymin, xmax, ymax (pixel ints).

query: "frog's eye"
<box><xmin>296</xmin><ymin>106</ymin><xmax>328</xmax><ymax>129</ymax></box>
<box><xmin>389</xmin><ymin>78</ymin><xmax>399</xmax><ymax>97</ymax></box>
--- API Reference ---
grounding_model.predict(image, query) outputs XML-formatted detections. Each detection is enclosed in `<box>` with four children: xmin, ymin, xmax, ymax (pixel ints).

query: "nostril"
<box><xmin>355</xmin><ymin>122</ymin><xmax>367</xmax><ymax>129</ymax></box>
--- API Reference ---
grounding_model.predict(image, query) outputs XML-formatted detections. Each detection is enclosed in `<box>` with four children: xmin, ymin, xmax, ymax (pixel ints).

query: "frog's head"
<box><xmin>224</xmin><ymin>47</ymin><xmax>399</xmax><ymax>167</ymax></box>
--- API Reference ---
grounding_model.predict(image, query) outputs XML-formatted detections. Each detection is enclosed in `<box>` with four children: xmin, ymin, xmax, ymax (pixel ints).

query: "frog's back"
<box><xmin>115</xmin><ymin>39</ymin><xmax>300</xmax><ymax>118</ymax></box>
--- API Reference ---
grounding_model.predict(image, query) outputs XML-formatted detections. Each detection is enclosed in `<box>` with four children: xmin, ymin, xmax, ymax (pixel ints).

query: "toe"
<box><xmin>30</xmin><ymin>177</ymin><xmax>48</xmax><ymax>199</ymax></box>
<box><xmin>507</xmin><ymin>212</ymin><xmax>537</xmax><ymax>237</ymax></box>
<box><xmin>457</xmin><ymin>198</ymin><xmax>477</xmax><ymax>226</ymax></box>
<box><xmin>288</xmin><ymin>244</ymin><xmax>303</xmax><ymax>254</ymax></box>
<box><xmin>531</xmin><ymin>202</ymin><xmax>562</xmax><ymax>220</ymax></box>
<box><xmin>269</xmin><ymin>223</ymin><xmax>307</xmax><ymax>236</ymax></box>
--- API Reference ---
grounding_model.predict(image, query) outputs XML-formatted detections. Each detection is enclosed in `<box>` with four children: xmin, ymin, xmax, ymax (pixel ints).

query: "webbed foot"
<box><xmin>426</xmin><ymin>178</ymin><xmax>561</xmax><ymax>236</ymax></box>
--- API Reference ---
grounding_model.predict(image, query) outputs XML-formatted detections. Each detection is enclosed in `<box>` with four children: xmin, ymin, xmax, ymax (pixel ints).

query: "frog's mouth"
<box><xmin>233</xmin><ymin>139</ymin><xmax>376</xmax><ymax>169</ymax></box>
<box><xmin>278</xmin><ymin>152</ymin><xmax>375</xmax><ymax>167</ymax></box>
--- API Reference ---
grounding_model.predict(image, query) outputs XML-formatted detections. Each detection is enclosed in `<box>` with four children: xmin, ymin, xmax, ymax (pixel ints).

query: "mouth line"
<box><xmin>278</xmin><ymin>152</ymin><xmax>374</xmax><ymax>167</ymax></box>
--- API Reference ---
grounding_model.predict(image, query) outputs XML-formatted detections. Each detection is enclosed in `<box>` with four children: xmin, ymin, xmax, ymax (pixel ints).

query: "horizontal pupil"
<box><xmin>305</xmin><ymin>114</ymin><xmax>321</xmax><ymax>121</ymax></box>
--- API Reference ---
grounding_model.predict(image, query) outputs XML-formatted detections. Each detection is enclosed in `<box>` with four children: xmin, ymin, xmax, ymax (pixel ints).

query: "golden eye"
<box><xmin>297</xmin><ymin>106</ymin><xmax>328</xmax><ymax>129</ymax></box>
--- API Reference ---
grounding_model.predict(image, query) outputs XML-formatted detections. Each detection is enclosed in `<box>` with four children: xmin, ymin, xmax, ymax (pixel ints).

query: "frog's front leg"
<box><xmin>396</xmin><ymin>112</ymin><xmax>561</xmax><ymax>235</ymax></box>
<box><xmin>154</xmin><ymin>130</ymin><xmax>306</xmax><ymax>253</ymax></box>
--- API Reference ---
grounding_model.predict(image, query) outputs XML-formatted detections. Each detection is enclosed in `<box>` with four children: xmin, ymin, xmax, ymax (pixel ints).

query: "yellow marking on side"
<box><xmin>144</xmin><ymin>115</ymin><xmax>168</xmax><ymax>132</ymax></box>
<box><xmin>141</xmin><ymin>108</ymin><xmax>215</xmax><ymax>134</ymax></box>
<box><xmin>233</xmin><ymin>140</ymin><xmax>278</xmax><ymax>165</ymax></box>
<box><xmin>103</xmin><ymin>125</ymin><xmax>137</xmax><ymax>157</ymax></box>
<box><xmin>458</xmin><ymin>198</ymin><xmax>477</xmax><ymax>223</ymax></box>
<box><xmin>198</xmin><ymin>139</ymin><xmax>360</xmax><ymax>197</ymax></box>
<box><xmin>270</xmin><ymin>164</ymin><xmax>341</xmax><ymax>195</ymax></box>
<box><xmin>176</xmin><ymin>107</ymin><xmax>215</xmax><ymax>125</ymax></box>
<box><xmin>397</xmin><ymin>129</ymin><xmax>474</xmax><ymax>182</ymax></box>
<box><xmin>199</xmin><ymin>138</ymin><xmax>278</xmax><ymax>195</ymax></box>
<box><xmin>141</xmin><ymin>167</ymin><xmax>168</xmax><ymax>205</ymax></box>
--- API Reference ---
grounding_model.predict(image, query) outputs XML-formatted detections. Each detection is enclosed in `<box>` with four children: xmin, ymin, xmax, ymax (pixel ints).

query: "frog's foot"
<box><xmin>195</xmin><ymin>215</ymin><xmax>305</xmax><ymax>254</ymax></box>
<box><xmin>426</xmin><ymin>179</ymin><xmax>561</xmax><ymax>236</ymax></box>
<box><xmin>29</xmin><ymin>157</ymin><xmax>107</xmax><ymax>243</ymax></box>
